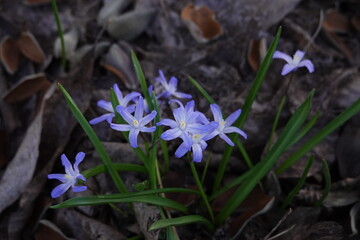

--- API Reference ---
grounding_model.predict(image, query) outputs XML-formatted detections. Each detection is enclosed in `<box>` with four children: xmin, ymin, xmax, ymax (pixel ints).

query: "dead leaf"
<box><xmin>35</xmin><ymin>220</ymin><xmax>72</xmax><ymax>240</ymax></box>
<box><xmin>0</xmin><ymin>36</ymin><xmax>21</xmax><ymax>74</ymax></box>
<box><xmin>351</xmin><ymin>16</ymin><xmax>360</xmax><ymax>31</ymax></box>
<box><xmin>247</xmin><ymin>38</ymin><xmax>267</xmax><ymax>71</ymax></box>
<box><xmin>181</xmin><ymin>4</ymin><xmax>222</xmax><ymax>43</ymax></box>
<box><xmin>97</xmin><ymin>0</ymin><xmax>132</xmax><ymax>26</ymax></box>
<box><xmin>54</xmin><ymin>28</ymin><xmax>79</xmax><ymax>59</ymax></box>
<box><xmin>106</xmin><ymin>8</ymin><xmax>157</xmax><ymax>41</ymax></box>
<box><xmin>323</xmin><ymin>10</ymin><xmax>351</xmax><ymax>33</ymax></box>
<box><xmin>0</xmin><ymin>131</ymin><xmax>7</xmax><ymax>167</ymax></box>
<box><xmin>3</xmin><ymin>73</ymin><xmax>51</xmax><ymax>103</ymax></box>
<box><xmin>17</xmin><ymin>31</ymin><xmax>46</xmax><ymax>64</ymax></box>
<box><xmin>133</xmin><ymin>203</ymin><xmax>160</xmax><ymax>240</ymax></box>
<box><xmin>0</xmin><ymin>68</ymin><xmax>17</xmax><ymax>132</ymax></box>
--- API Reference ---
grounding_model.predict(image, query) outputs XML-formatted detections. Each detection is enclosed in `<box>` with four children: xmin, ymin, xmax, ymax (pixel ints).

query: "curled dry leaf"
<box><xmin>322</xmin><ymin>10</ymin><xmax>351</xmax><ymax>33</ymax></box>
<box><xmin>247</xmin><ymin>38</ymin><xmax>267</xmax><ymax>71</ymax></box>
<box><xmin>3</xmin><ymin>73</ymin><xmax>51</xmax><ymax>103</ymax></box>
<box><xmin>106</xmin><ymin>8</ymin><xmax>157</xmax><ymax>41</ymax></box>
<box><xmin>0</xmin><ymin>36</ymin><xmax>21</xmax><ymax>74</ymax></box>
<box><xmin>17</xmin><ymin>31</ymin><xmax>46</xmax><ymax>64</ymax></box>
<box><xmin>97</xmin><ymin>0</ymin><xmax>132</xmax><ymax>26</ymax></box>
<box><xmin>102</xmin><ymin>43</ymin><xmax>137</xmax><ymax>88</ymax></box>
<box><xmin>181</xmin><ymin>4</ymin><xmax>222</xmax><ymax>43</ymax></box>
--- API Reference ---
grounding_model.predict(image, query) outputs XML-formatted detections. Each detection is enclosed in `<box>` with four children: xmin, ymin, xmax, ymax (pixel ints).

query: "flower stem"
<box><xmin>51</xmin><ymin>0</ymin><xmax>66</xmax><ymax>70</ymax></box>
<box><xmin>189</xmin><ymin>160</ymin><xmax>215</xmax><ymax>223</ymax></box>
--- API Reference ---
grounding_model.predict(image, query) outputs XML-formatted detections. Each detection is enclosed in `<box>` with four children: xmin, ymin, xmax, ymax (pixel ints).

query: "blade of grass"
<box><xmin>51</xmin><ymin>195</ymin><xmax>188</xmax><ymax>213</ymax></box>
<box><xmin>213</xmin><ymin>27</ymin><xmax>282</xmax><ymax>193</ymax></box>
<box><xmin>315</xmin><ymin>159</ymin><xmax>331</xmax><ymax>206</ymax></box>
<box><xmin>281</xmin><ymin>155</ymin><xmax>314</xmax><ymax>209</ymax></box>
<box><xmin>148</xmin><ymin>215</ymin><xmax>214</xmax><ymax>231</ymax></box>
<box><xmin>51</xmin><ymin>0</ymin><xmax>66</xmax><ymax>69</ymax></box>
<box><xmin>266</xmin><ymin>96</ymin><xmax>287</xmax><ymax>151</ymax></box>
<box><xmin>234</xmin><ymin>138</ymin><xmax>253</xmax><ymax>168</ymax></box>
<box><xmin>215</xmin><ymin>89</ymin><xmax>313</xmax><ymax>225</ymax></box>
<box><xmin>82</xmin><ymin>163</ymin><xmax>147</xmax><ymax>179</ymax></box>
<box><xmin>58</xmin><ymin>83</ymin><xmax>127</xmax><ymax>193</ymax></box>
<box><xmin>187</xmin><ymin>76</ymin><xmax>216</xmax><ymax>104</ymax></box>
<box><xmin>276</xmin><ymin>98</ymin><xmax>360</xmax><ymax>175</ymax></box>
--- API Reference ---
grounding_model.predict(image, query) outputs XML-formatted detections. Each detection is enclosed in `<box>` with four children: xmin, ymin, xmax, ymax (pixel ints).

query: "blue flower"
<box><xmin>157</xmin><ymin>100</ymin><xmax>216</xmax><ymax>147</ymax></box>
<box><xmin>204</xmin><ymin>104</ymin><xmax>247</xmax><ymax>146</ymax></box>
<box><xmin>156</xmin><ymin>70</ymin><xmax>192</xmax><ymax>99</ymax></box>
<box><xmin>110</xmin><ymin>96</ymin><xmax>157</xmax><ymax>148</ymax></box>
<box><xmin>175</xmin><ymin>133</ymin><xmax>210</xmax><ymax>162</ymax></box>
<box><xmin>48</xmin><ymin>152</ymin><xmax>87</xmax><ymax>198</ymax></box>
<box><xmin>273</xmin><ymin>50</ymin><xmax>314</xmax><ymax>75</ymax></box>
<box><xmin>89</xmin><ymin>84</ymin><xmax>140</xmax><ymax>125</ymax></box>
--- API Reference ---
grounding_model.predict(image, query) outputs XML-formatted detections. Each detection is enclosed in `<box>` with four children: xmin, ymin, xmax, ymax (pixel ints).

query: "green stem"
<box><xmin>51</xmin><ymin>0</ymin><xmax>66</xmax><ymax>70</ymax></box>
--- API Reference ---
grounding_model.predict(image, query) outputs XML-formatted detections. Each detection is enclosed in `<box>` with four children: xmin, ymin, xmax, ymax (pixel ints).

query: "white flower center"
<box><xmin>132</xmin><ymin>119</ymin><xmax>140</xmax><ymax>128</ymax></box>
<box><xmin>192</xmin><ymin>134</ymin><xmax>200</xmax><ymax>143</ymax></box>
<box><xmin>179</xmin><ymin>121</ymin><xmax>186</xmax><ymax>130</ymax></box>
<box><xmin>219</xmin><ymin>119</ymin><xmax>226</xmax><ymax>131</ymax></box>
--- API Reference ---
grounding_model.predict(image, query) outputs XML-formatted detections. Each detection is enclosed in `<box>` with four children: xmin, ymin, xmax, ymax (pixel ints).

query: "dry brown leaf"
<box><xmin>351</xmin><ymin>16</ymin><xmax>360</xmax><ymax>31</ymax></box>
<box><xmin>0</xmin><ymin>36</ymin><xmax>21</xmax><ymax>74</ymax></box>
<box><xmin>17</xmin><ymin>31</ymin><xmax>46</xmax><ymax>64</ymax></box>
<box><xmin>181</xmin><ymin>4</ymin><xmax>222</xmax><ymax>43</ymax></box>
<box><xmin>247</xmin><ymin>38</ymin><xmax>267</xmax><ymax>71</ymax></box>
<box><xmin>35</xmin><ymin>220</ymin><xmax>71</xmax><ymax>240</ymax></box>
<box><xmin>3</xmin><ymin>73</ymin><xmax>51</xmax><ymax>103</ymax></box>
<box><xmin>323</xmin><ymin>10</ymin><xmax>351</xmax><ymax>33</ymax></box>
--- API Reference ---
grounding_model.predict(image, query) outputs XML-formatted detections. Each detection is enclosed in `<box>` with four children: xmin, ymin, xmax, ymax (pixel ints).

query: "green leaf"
<box><xmin>281</xmin><ymin>155</ymin><xmax>314</xmax><ymax>209</ymax></box>
<box><xmin>187</xmin><ymin>76</ymin><xmax>216</xmax><ymax>104</ymax></box>
<box><xmin>58</xmin><ymin>83</ymin><xmax>127</xmax><ymax>193</ymax></box>
<box><xmin>51</xmin><ymin>0</ymin><xmax>66</xmax><ymax>69</ymax></box>
<box><xmin>215</xmin><ymin>89</ymin><xmax>313</xmax><ymax>225</ymax></box>
<box><xmin>82</xmin><ymin>163</ymin><xmax>147</xmax><ymax>179</ymax></box>
<box><xmin>276</xmin><ymin>97</ymin><xmax>360</xmax><ymax>175</ymax></box>
<box><xmin>148</xmin><ymin>215</ymin><xmax>214</xmax><ymax>231</ymax></box>
<box><xmin>213</xmin><ymin>26</ymin><xmax>282</xmax><ymax>193</ymax></box>
<box><xmin>315</xmin><ymin>159</ymin><xmax>331</xmax><ymax>206</ymax></box>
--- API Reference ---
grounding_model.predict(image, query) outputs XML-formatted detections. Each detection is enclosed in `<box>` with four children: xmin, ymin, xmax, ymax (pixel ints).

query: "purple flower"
<box><xmin>89</xmin><ymin>84</ymin><xmax>141</xmax><ymax>125</ymax></box>
<box><xmin>175</xmin><ymin>133</ymin><xmax>210</xmax><ymax>162</ymax></box>
<box><xmin>157</xmin><ymin>100</ymin><xmax>216</xmax><ymax>147</ymax></box>
<box><xmin>110</xmin><ymin>96</ymin><xmax>157</xmax><ymax>148</ymax></box>
<box><xmin>156</xmin><ymin>70</ymin><xmax>192</xmax><ymax>99</ymax></box>
<box><xmin>273</xmin><ymin>50</ymin><xmax>314</xmax><ymax>75</ymax></box>
<box><xmin>48</xmin><ymin>152</ymin><xmax>87</xmax><ymax>198</ymax></box>
<box><xmin>204</xmin><ymin>104</ymin><xmax>247</xmax><ymax>146</ymax></box>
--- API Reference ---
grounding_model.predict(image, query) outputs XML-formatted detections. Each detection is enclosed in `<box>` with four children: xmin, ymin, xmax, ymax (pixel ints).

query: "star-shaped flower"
<box><xmin>204</xmin><ymin>104</ymin><xmax>247</xmax><ymax>146</ymax></box>
<box><xmin>48</xmin><ymin>152</ymin><xmax>87</xmax><ymax>198</ymax></box>
<box><xmin>89</xmin><ymin>84</ymin><xmax>140</xmax><ymax>125</ymax></box>
<box><xmin>156</xmin><ymin>70</ymin><xmax>192</xmax><ymax>99</ymax></box>
<box><xmin>110</xmin><ymin>96</ymin><xmax>157</xmax><ymax>148</ymax></box>
<box><xmin>273</xmin><ymin>50</ymin><xmax>314</xmax><ymax>75</ymax></box>
<box><xmin>175</xmin><ymin>133</ymin><xmax>209</xmax><ymax>162</ymax></box>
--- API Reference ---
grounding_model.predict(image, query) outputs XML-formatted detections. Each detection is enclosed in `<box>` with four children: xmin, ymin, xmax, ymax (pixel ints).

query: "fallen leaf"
<box><xmin>323</xmin><ymin>10</ymin><xmax>351</xmax><ymax>33</ymax></box>
<box><xmin>54</xmin><ymin>28</ymin><xmax>79</xmax><ymax>59</ymax></box>
<box><xmin>2</xmin><ymin>73</ymin><xmax>51</xmax><ymax>103</ymax></box>
<box><xmin>35</xmin><ymin>220</ymin><xmax>72</xmax><ymax>240</ymax></box>
<box><xmin>97</xmin><ymin>0</ymin><xmax>132</xmax><ymax>26</ymax></box>
<box><xmin>17</xmin><ymin>31</ymin><xmax>46</xmax><ymax>64</ymax></box>
<box><xmin>181</xmin><ymin>4</ymin><xmax>222</xmax><ymax>43</ymax></box>
<box><xmin>106</xmin><ymin>8</ymin><xmax>157</xmax><ymax>41</ymax></box>
<box><xmin>247</xmin><ymin>38</ymin><xmax>267</xmax><ymax>71</ymax></box>
<box><xmin>0</xmin><ymin>68</ymin><xmax>17</xmax><ymax>132</ymax></box>
<box><xmin>133</xmin><ymin>203</ymin><xmax>160</xmax><ymax>240</ymax></box>
<box><xmin>0</xmin><ymin>36</ymin><xmax>21</xmax><ymax>74</ymax></box>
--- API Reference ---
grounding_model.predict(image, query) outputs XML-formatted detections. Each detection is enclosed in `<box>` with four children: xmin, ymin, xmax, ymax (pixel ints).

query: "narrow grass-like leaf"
<box><xmin>281</xmin><ymin>155</ymin><xmax>314</xmax><ymax>209</ymax></box>
<box><xmin>51</xmin><ymin>195</ymin><xmax>188</xmax><ymax>213</ymax></box>
<box><xmin>58</xmin><ymin>83</ymin><xmax>127</xmax><ymax>193</ymax></box>
<box><xmin>82</xmin><ymin>163</ymin><xmax>147</xmax><ymax>179</ymax></box>
<box><xmin>266</xmin><ymin>96</ymin><xmax>287</xmax><ymax>151</ymax></box>
<box><xmin>187</xmin><ymin>76</ymin><xmax>215</xmax><ymax>104</ymax></box>
<box><xmin>276</xmin><ymin>98</ymin><xmax>360</xmax><ymax>175</ymax></box>
<box><xmin>97</xmin><ymin>188</ymin><xmax>199</xmax><ymax>199</ymax></box>
<box><xmin>235</xmin><ymin>138</ymin><xmax>253</xmax><ymax>168</ymax></box>
<box><xmin>149</xmin><ymin>215</ymin><xmax>214</xmax><ymax>231</ymax></box>
<box><xmin>315</xmin><ymin>159</ymin><xmax>331</xmax><ymax>206</ymax></box>
<box><xmin>215</xmin><ymin>89</ymin><xmax>313</xmax><ymax>224</ymax></box>
<box><xmin>51</xmin><ymin>0</ymin><xmax>66</xmax><ymax>69</ymax></box>
<box><xmin>131</xmin><ymin>50</ymin><xmax>154</xmax><ymax>110</ymax></box>
<box><xmin>149</xmin><ymin>93</ymin><xmax>161</xmax><ymax>189</ymax></box>
<box><xmin>213</xmin><ymin>27</ymin><xmax>282</xmax><ymax>193</ymax></box>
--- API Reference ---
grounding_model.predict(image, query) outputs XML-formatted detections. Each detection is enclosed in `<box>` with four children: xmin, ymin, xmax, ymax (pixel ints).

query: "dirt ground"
<box><xmin>0</xmin><ymin>0</ymin><xmax>360</xmax><ymax>239</ymax></box>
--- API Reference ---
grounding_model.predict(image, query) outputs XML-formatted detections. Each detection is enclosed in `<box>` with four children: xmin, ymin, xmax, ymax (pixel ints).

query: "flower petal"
<box><xmin>73</xmin><ymin>152</ymin><xmax>85</xmax><ymax>173</ymax></box>
<box><xmin>173</xmin><ymin>92</ymin><xmax>192</xmax><ymax>99</ymax></box>
<box><xmin>192</xmin><ymin>144</ymin><xmax>203</xmax><ymax>162</ymax></box>
<box><xmin>129</xmin><ymin>129</ymin><xmax>140</xmax><ymax>148</ymax></box>
<box><xmin>61</xmin><ymin>154</ymin><xmax>74</xmax><ymax>176</ymax></box>
<box><xmin>110</xmin><ymin>123</ymin><xmax>131</xmax><ymax>132</ymax></box>
<box><xmin>141</xmin><ymin>126</ymin><xmax>156</xmax><ymax>132</ymax></box>
<box><xmin>298</xmin><ymin>60</ymin><xmax>314</xmax><ymax>73</ymax></box>
<box><xmin>51</xmin><ymin>182</ymin><xmax>72</xmax><ymax>198</ymax></box>
<box><xmin>113</xmin><ymin>84</ymin><xmax>123</xmax><ymax>102</ymax></box>
<box><xmin>224</xmin><ymin>126</ymin><xmax>247</xmax><ymax>139</ymax></box>
<box><xmin>169</xmin><ymin>76</ymin><xmax>178</xmax><ymax>88</ymax></box>
<box><xmin>156</xmin><ymin>70</ymin><xmax>167</xmax><ymax>86</ymax></box>
<box><xmin>225</xmin><ymin>109</ymin><xmax>241</xmax><ymax>126</ymax></box>
<box><xmin>293</xmin><ymin>50</ymin><xmax>305</xmax><ymax>61</ymax></box>
<box><xmin>48</xmin><ymin>174</ymin><xmax>67</xmax><ymax>183</ymax></box>
<box><xmin>139</xmin><ymin>110</ymin><xmax>157</xmax><ymax>126</ymax></box>
<box><xmin>273</xmin><ymin>50</ymin><xmax>292</xmax><ymax>63</ymax></box>
<box><xmin>97</xmin><ymin>100</ymin><xmax>113</xmax><ymax>112</ymax></box>
<box><xmin>175</xmin><ymin>142</ymin><xmax>190</xmax><ymax>158</ymax></box>
<box><xmin>116</xmin><ymin>105</ymin><xmax>134</xmax><ymax>124</ymax></box>
<box><xmin>77</xmin><ymin>174</ymin><xmax>86</xmax><ymax>182</ymax></box>
<box><xmin>173</xmin><ymin>107</ymin><xmax>186</xmax><ymax>122</ymax></box>
<box><xmin>161</xmin><ymin>128</ymin><xmax>182</xmax><ymax>141</ymax></box>
<box><xmin>281</xmin><ymin>63</ymin><xmax>295</xmax><ymax>76</ymax></box>
<box><xmin>72</xmin><ymin>185</ymin><xmax>87</xmax><ymax>193</ymax></box>
<box><xmin>157</xmin><ymin>119</ymin><xmax>177</xmax><ymax>128</ymax></box>
<box><xmin>219</xmin><ymin>133</ymin><xmax>235</xmax><ymax>146</ymax></box>
<box><xmin>210</xmin><ymin>104</ymin><xmax>223</xmax><ymax>122</ymax></box>
<box><xmin>202</xmin><ymin>130</ymin><xmax>218</xmax><ymax>141</ymax></box>
<box><xmin>135</xmin><ymin>97</ymin><xmax>144</xmax><ymax>119</ymax></box>
<box><xmin>123</xmin><ymin>92</ymin><xmax>141</xmax><ymax>106</ymax></box>
<box><xmin>89</xmin><ymin>113</ymin><xmax>114</xmax><ymax>125</ymax></box>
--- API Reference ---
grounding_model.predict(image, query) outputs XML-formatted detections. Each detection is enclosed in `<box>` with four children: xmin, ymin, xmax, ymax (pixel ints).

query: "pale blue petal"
<box><xmin>74</xmin><ymin>152</ymin><xmax>85</xmax><ymax>173</ymax></box>
<box><xmin>196</xmin><ymin>112</ymin><xmax>210</xmax><ymax>124</ymax></box>
<box><xmin>110</xmin><ymin>123</ymin><xmax>131</xmax><ymax>132</ymax></box>
<box><xmin>281</xmin><ymin>64</ymin><xmax>295</xmax><ymax>76</ymax></box>
<box><xmin>77</xmin><ymin>174</ymin><xmax>86</xmax><ymax>182</ymax></box>
<box><xmin>173</xmin><ymin>92</ymin><xmax>192</xmax><ymax>99</ymax></box>
<box><xmin>185</xmin><ymin>100</ymin><xmax>195</xmax><ymax>113</ymax></box>
<box><xmin>298</xmin><ymin>60</ymin><xmax>314</xmax><ymax>73</ymax></box>
<box><xmin>123</xmin><ymin>92</ymin><xmax>141</xmax><ymax>106</ymax></box>
<box><xmin>48</xmin><ymin>174</ymin><xmax>67</xmax><ymax>183</ymax></box>
<box><xmin>186</xmin><ymin>111</ymin><xmax>200</xmax><ymax>124</ymax></box>
<box><xmin>181</xmin><ymin>132</ymin><xmax>193</xmax><ymax>147</ymax></box>
<box><xmin>173</xmin><ymin>107</ymin><xmax>186</xmax><ymax>122</ymax></box>
<box><xmin>116</xmin><ymin>105</ymin><xmax>134</xmax><ymax>124</ymax></box>
<box><xmin>273</xmin><ymin>51</ymin><xmax>292</xmax><ymax>63</ymax></box>
<box><xmin>72</xmin><ymin>185</ymin><xmax>87</xmax><ymax>193</ymax></box>
<box><xmin>139</xmin><ymin>110</ymin><xmax>157</xmax><ymax>125</ymax></box>
<box><xmin>161</xmin><ymin>128</ymin><xmax>182</xmax><ymax>140</ymax></box>
<box><xmin>203</xmin><ymin>130</ymin><xmax>218</xmax><ymax>141</ymax></box>
<box><xmin>157</xmin><ymin>91</ymin><xmax>170</xmax><ymax>99</ymax></box>
<box><xmin>141</xmin><ymin>126</ymin><xmax>156</xmax><ymax>132</ymax></box>
<box><xmin>168</xmin><ymin>99</ymin><xmax>184</xmax><ymax>108</ymax></box>
<box><xmin>169</xmin><ymin>76</ymin><xmax>178</xmax><ymax>88</ymax></box>
<box><xmin>210</xmin><ymin>104</ymin><xmax>223</xmax><ymax>122</ymax></box>
<box><xmin>187</xmin><ymin>123</ymin><xmax>215</xmax><ymax>134</ymax></box>
<box><xmin>51</xmin><ymin>182</ymin><xmax>72</xmax><ymax>198</ymax></box>
<box><xmin>219</xmin><ymin>133</ymin><xmax>234</xmax><ymax>146</ymax></box>
<box><xmin>157</xmin><ymin>119</ymin><xmax>177</xmax><ymax>128</ymax></box>
<box><xmin>113</xmin><ymin>84</ymin><xmax>123</xmax><ymax>101</ymax></box>
<box><xmin>200</xmin><ymin>140</ymin><xmax>207</xmax><ymax>150</ymax></box>
<box><xmin>89</xmin><ymin>113</ymin><xmax>114</xmax><ymax>125</ymax></box>
<box><xmin>294</xmin><ymin>50</ymin><xmax>305</xmax><ymax>61</ymax></box>
<box><xmin>175</xmin><ymin>142</ymin><xmax>190</xmax><ymax>158</ymax></box>
<box><xmin>225</xmin><ymin>109</ymin><xmax>241</xmax><ymax>126</ymax></box>
<box><xmin>135</xmin><ymin>97</ymin><xmax>144</xmax><ymax>119</ymax></box>
<box><xmin>97</xmin><ymin>100</ymin><xmax>113</xmax><ymax>112</ymax></box>
<box><xmin>126</xmin><ymin>105</ymin><xmax>136</xmax><ymax>113</ymax></box>
<box><xmin>224</xmin><ymin>126</ymin><xmax>247</xmax><ymax>139</ymax></box>
<box><xmin>129</xmin><ymin>129</ymin><xmax>140</xmax><ymax>148</ymax></box>
<box><xmin>156</xmin><ymin>70</ymin><xmax>167</xmax><ymax>86</ymax></box>
<box><xmin>192</xmin><ymin>144</ymin><xmax>203</xmax><ymax>162</ymax></box>
<box><xmin>61</xmin><ymin>154</ymin><xmax>74</xmax><ymax>176</ymax></box>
